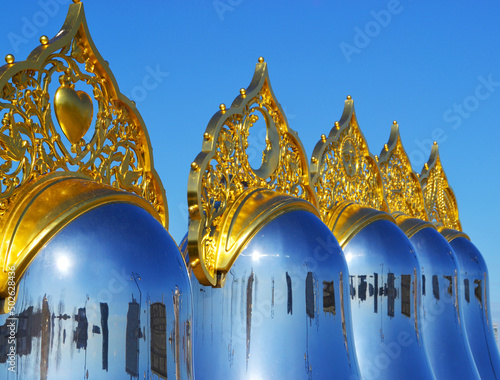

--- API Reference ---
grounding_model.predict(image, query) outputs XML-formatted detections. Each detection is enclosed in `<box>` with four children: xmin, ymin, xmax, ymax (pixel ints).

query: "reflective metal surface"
<box><xmin>410</xmin><ymin>226</ymin><xmax>479</xmax><ymax>379</ymax></box>
<box><xmin>343</xmin><ymin>219</ymin><xmax>435</xmax><ymax>380</ymax></box>
<box><xmin>190</xmin><ymin>210</ymin><xmax>361</xmax><ymax>379</ymax></box>
<box><xmin>449</xmin><ymin>236</ymin><xmax>500</xmax><ymax>379</ymax></box>
<box><xmin>0</xmin><ymin>203</ymin><xmax>192</xmax><ymax>379</ymax></box>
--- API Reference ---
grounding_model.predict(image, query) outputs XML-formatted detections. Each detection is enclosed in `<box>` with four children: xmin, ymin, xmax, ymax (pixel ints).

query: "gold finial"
<box><xmin>393</xmin><ymin>120</ymin><xmax>397</xmax><ymax>125</ymax></box>
<box><xmin>374</xmin><ymin>155</ymin><xmax>379</xmax><ymax>161</ymax></box>
<box><xmin>419</xmin><ymin>144</ymin><xmax>461</xmax><ymax>230</ymax></box>
<box><xmin>219</xmin><ymin>103</ymin><xmax>226</xmax><ymax>113</ymax></box>
<box><xmin>191</xmin><ymin>162</ymin><xmax>200</xmax><ymax>171</ymax></box>
<box><xmin>258</xmin><ymin>56</ymin><xmax>264</xmax><ymax>63</ymax></box>
<box><xmin>311</xmin><ymin>157</ymin><xmax>318</xmax><ymax>163</ymax></box>
<box><xmin>346</xmin><ymin>95</ymin><xmax>352</xmax><ymax>100</ymax></box>
<box><xmin>310</xmin><ymin>97</ymin><xmax>388</xmax><ymax>220</ymax></box>
<box><xmin>239</xmin><ymin>88</ymin><xmax>246</xmax><ymax>97</ymax></box>
<box><xmin>72</xmin><ymin>0</ymin><xmax>81</xmax><ymax>3</ymax></box>
<box><xmin>203</xmin><ymin>132</ymin><xmax>211</xmax><ymax>140</ymax></box>
<box><xmin>40</xmin><ymin>35</ymin><xmax>49</xmax><ymax>45</ymax></box>
<box><xmin>321</xmin><ymin>134</ymin><xmax>327</xmax><ymax>142</ymax></box>
<box><xmin>377</xmin><ymin>122</ymin><xmax>429</xmax><ymax>221</ymax></box>
<box><xmin>0</xmin><ymin>0</ymin><xmax>167</xmax><ymax>227</ymax></box>
<box><xmin>188</xmin><ymin>60</ymin><xmax>315</xmax><ymax>286</ymax></box>
<box><xmin>433</xmin><ymin>141</ymin><xmax>437</xmax><ymax>145</ymax></box>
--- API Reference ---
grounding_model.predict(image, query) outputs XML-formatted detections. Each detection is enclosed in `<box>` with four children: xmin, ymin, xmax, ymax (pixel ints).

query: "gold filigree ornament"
<box><xmin>187</xmin><ymin>58</ymin><xmax>318</xmax><ymax>286</ymax></box>
<box><xmin>310</xmin><ymin>96</ymin><xmax>393</xmax><ymax>247</ymax></box>
<box><xmin>420</xmin><ymin>142</ymin><xmax>462</xmax><ymax>232</ymax></box>
<box><xmin>0</xmin><ymin>2</ymin><xmax>167</xmax><ymax>299</ymax></box>
<box><xmin>378</xmin><ymin>121</ymin><xmax>433</xmax><ymax>237</ymax></box>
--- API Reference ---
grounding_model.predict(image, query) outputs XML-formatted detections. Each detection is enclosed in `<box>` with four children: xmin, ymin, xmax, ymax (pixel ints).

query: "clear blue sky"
<box><xmin>2</xmin><ymin>1</ymin><xmax>499</xmax><ymax>330</ymax></box>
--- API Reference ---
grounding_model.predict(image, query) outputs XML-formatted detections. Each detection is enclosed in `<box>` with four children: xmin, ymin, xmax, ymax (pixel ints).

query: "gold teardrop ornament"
<box><xmin>54</xmin><ymin>86</ymin><xmax>93</xmax><ymax>145</ymax></box>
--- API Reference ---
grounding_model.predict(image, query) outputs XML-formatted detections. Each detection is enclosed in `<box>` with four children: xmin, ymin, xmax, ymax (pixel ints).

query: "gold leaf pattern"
<box><xmin>0</xmin><ymin>3</ymin><xmax>166</xmax><ymax>226</ymax></box>
<box><xmin>310</xmin><ymin>97</ymin><xmax>388</xmax><ymax>222</ymax></box>
<box><xmin>188</xmin><ymin>60</ymin><xmax>316</xmax><ymax>285</ymax></box>
<box><xmin>378</xmin><ymin>123</ymin><xmax>429</xmax><ymax>221</ymax></box>
<box><xmin>420</xmin><ymin>144</ymin><xmax>462</xmax><ymax>231</ymax></box>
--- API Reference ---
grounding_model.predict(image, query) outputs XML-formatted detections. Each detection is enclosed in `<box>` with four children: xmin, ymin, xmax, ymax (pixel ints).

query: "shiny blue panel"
<box><xmin>0</xmin><ymin>203</ymin><xmax>193</xmax><ymax>379</ymax></box>
<box><xmin>343</xmin><ymin>220</ymin><xmax>435</xmax><ymax>380</ymax></box>
<box><xmin>450</xmin><ymin>236</ymin><xmax>500</xmax><ymax>380</ymax></box>
<box><xmin>410</xmin><ymin>227</ymin><xmax>479</xmax><ymax>379</ymax></box>
<box><xmin>190</xmin><ymin>210</ymin><xmax>362</xmax><ymax>379</ymax></box>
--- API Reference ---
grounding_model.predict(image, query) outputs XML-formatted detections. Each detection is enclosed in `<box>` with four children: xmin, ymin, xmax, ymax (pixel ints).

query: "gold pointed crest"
<box><xmin>378</xmin><ymin>122</ymin><xmax>429</xmax><ymax>221</ymax></box>
<box><xmin>310</xmin><ymin>96</ymin><xmax>388</xmax><ymax>222</ymax></box>
<box><xmin>420</xmin><ymin>143</ymin><xmax>462</xmax><ymax>231</ymax></box>
<box><xmin>187</xmin><ymin>58</ymin><xmax>316</xmax><ymax>286</ymax></box>
<box><xmin>0</xmin><ymin>2</ymin><xmax>167</xmax><ymax>228</ymax></box>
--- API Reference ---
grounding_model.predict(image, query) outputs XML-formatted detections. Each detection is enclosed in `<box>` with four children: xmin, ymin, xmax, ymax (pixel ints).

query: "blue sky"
<box><xmin>2</xmin><ymin>1</ymin><xmax>500</xmax><ymax>331</ymax></box>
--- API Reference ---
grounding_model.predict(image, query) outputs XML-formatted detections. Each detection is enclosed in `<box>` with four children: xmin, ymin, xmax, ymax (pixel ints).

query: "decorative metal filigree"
<box><xmin>310</xmin><ymin>96</ymin><xmax>388</xmax><ymax>221</ymax></box>
<box><xmin>187</xmin><ymin>58</ymin><xmax>316</xmax><ymax>286</ymax></box>
<box><xmin>0</xmin><ymin>2</ymin><xmax>167</xmax><ymax>227</ymax></box>
<box><xmin>378</xmin><ymin>122</ymin><xmax>429</xmax><ymax>220</ymax></box>
<box><xmin>420</xmin><ymin>143</ymin><xmax>462</xmax><ymax>231</ymax></box>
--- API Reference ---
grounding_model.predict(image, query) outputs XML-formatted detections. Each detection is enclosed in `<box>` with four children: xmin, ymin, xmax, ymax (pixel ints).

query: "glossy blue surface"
<box><xmin>189</xmin><ymin>209</ymin><xmax>362</xmax><ymax>379</ymax></box>
<box><xmin>450</xmin><ymin>236</ymin><xmax>500</xmax><ymax>380</ymax></box>
<box><xmin>410</xmin><ymin>227</ymin><xmax>479</xmax><ymax>379</ymax></box>
<box><xmin>343</xmin><ymin>219</ymin><xmax>435</xmax><ymax>380</ymax></box>
<box><xmin>0</xmin><ymin>203</ymin><xmax>193</xmax><ymax>379</ymax></box>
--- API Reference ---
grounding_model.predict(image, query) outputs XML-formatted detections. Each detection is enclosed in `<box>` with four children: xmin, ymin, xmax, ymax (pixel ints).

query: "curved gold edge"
<box><xmin>438</xmin><ymin>227</ymin><xmax>470</xmax><ymax>243</ymax></box>
<box><xmin>309</xmin><ymin>97</ymin><xmax>389</xmax><ymax>213</ymax></box>
<box><xmin>326</xmin><ymin>201</ymin><xmax>396</xmax><ymax>248</ymax></box>
<box><xmin>0</xmin><ymin>2</ymin><xmax>168</xmax><ymax>228</ymax></box>
<box><xmin>0</xmin><ymin>172</ymin><xmax>161</xmax><ymax>300</ymax></box>
<box><xmin>189</xmin><ymin>188</ymin><xmax>319</xmax><ymax>288</ymax></box>
<box><xmin>392</xmin><ymin>212</ymin><xmax>436</xmax><ymax>239</ymax></box>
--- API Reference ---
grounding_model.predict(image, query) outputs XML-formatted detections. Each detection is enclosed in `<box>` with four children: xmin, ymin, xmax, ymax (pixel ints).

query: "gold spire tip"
<box><xmin>258</xmin><ymin>56</ymin><xmax>264</xmax><ymax>63</ymax></box>
<box><xmin>5</xmin><ymin>54</ymin><xmax>14</xmax><ymax>64</ymax></box>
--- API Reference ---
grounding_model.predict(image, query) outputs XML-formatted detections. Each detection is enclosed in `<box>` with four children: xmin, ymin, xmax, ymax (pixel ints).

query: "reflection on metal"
<box><xmin>150</xmin><ymin>302</ymin><xmax>167</xmax><ymax>379</ymax></box>
<box><xmin>126</xmin><ymin>297</ymin><xmax>141</xmax><ymax>378</ymax></box>
<box><xmin>100</xmin><ymin>303</ymin><xmax>109</xmax><ymax>372</ymax></box>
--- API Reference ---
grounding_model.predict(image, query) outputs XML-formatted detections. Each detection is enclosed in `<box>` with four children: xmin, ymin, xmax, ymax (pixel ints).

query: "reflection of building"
<box><xmin>100</xmin><ymin>303</ymin><xmax>109</xmax><ymax>372</ymax></box>
<box><xmin>150</xmin><ymin>302</ymin><xmax>167</xmax><ymax>379</ymax></box>
<box><xmin>494</xmin><ymin>323</ymin><xmax>498</xmax><ymax>343</ymax></box>
<box><xmin>126</xmin><ymin>297</ymin><xmax>141</xmax><ymax>378</ymax></box>
<box><xmin>73</xmin><ymin>307</ymin><xmax>88</xmax><ymax>350</ymax></box>
<box><xmin>41</xmin><ymin>296</ymin><xmax>51</xmax><ymax>380</ymax></box>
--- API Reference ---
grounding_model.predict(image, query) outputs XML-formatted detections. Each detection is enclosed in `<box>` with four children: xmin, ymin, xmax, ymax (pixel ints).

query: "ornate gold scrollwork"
<box><xmin>187</xmin><ymin>58</ymin><xmax>317</xmax><ymax>286</ymax></box>
<box><xmin>0</xmin><ymin>1</ymin><xmax>167</xmax><ymax>231</ymax></box>
<box><xmin>420</xmin><ymin>143</ymin><xmax>462</xmax><ymax>231</ymax></box>
<box><xmin>310</xmin><ymin>96</ymin><xmax>389</xmax><ymax>225</ymax></box>
<box><xmin>378</xmin><ymin>121</ymin><xmax>429</xmax><ymax>221</ymax></box>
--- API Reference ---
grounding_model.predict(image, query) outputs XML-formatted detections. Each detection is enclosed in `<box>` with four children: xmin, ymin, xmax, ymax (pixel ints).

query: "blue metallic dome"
<box><xmin>189</xmin><ymin>206</ymin><xmax>361</xmax><ymax>379</ymax></box>
<box><xmin>442</xmin><ymin>229</ymin><xmax>500</xmax><ymax>379</ymax></box>
<box><xmin>334</xmin><ymin>207</ymin><xmax>434</xmax><ymax>380</ymax></box>
<box><xmin>397</xmin><ymin>217</ymin><xmax>480</xmax><ymax>379</ymax></box>
<box><xmin>0</xmin><ymin>186</ymin><xmax>192</xmax><ymax>379</ymax></box>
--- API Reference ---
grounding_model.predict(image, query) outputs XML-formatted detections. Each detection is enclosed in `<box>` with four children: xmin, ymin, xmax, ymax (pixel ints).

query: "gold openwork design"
<box><xmin>187</xmin><ymin>59</ymin><xmax>316</xmax><ymax>286</ymax></box>
<box><xmin>378</xmin><ymin>122</ymin><xmax>428</xmax><ymax>220</ymax></box>
<box><xmin>310</xmin><ymin>96</ymin><xmax>388</xmax><ymax>221</ymax></box>
<box><xmin>420</xmin><ymin>143</ymin><xmax>462</xmax><ymax>231</ymax></box>
<box><xmin>0</xmin><ymin>2</ymin><xmax>167</xmax><ymax>228</ymax></box>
